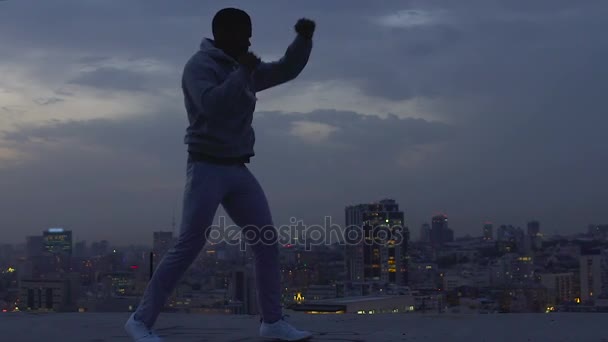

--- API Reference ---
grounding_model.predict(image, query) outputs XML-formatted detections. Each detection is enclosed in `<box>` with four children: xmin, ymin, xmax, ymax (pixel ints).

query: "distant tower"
<box><xmin>483</xmin><ymin>222</ymin><xmax>494</xmax><ymax>241</ymax></box>
<box><xmin>527</xmin><ymin>220</ymin><xmax>542</xmax><ymax>251</ymax></box>
<box><xmin>430</xmin><ymin>214</ymin><xmax>453</xmax><ymax>249</ymax></box>
<box><xmin>527</xmin><ymin>220</ymin><xmax>540</xmax><ymax>237</ymax></box>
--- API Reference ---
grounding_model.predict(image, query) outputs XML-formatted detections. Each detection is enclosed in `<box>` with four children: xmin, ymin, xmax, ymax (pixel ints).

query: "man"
<box><xmin>124</xmin><ymin>7</ymin><xmax>315</xmax><ymax>342</ymax></box>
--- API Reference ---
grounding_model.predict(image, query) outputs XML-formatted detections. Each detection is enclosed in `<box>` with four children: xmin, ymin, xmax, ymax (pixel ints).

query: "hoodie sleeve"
<box><xmin>253</xmin><ymin>35</ymin><xmax>313</xmax><ymax>92</ymax></box>
<box><xmin>183</xmin><ymin>59</ymin><xmax>252</xmax><ymax>117</ymax></box>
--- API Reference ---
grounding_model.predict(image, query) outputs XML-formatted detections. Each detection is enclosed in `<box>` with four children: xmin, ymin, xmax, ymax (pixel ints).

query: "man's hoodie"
<box><xmin>182</xmin><ymin>34</ymin><xmax>312</xmax><ymax>160</ymax></box>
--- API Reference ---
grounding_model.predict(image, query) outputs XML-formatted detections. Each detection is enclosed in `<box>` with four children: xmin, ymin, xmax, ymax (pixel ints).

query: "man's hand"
<box><xmin>295</xmin><ymin>18</ymin><xmax>315</xmax><ymax>40</ymax></box>
<box><xmin>238</xmin><ymin>52</ymin><xmax>261</xmax><ymax>73</ymax></box>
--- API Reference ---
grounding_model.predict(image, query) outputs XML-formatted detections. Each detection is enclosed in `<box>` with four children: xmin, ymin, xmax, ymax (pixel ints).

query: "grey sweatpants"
<box><xmin>134</xmin><ymin>158</ymin><xmax>282</xmax><ymax>327</ymax></box>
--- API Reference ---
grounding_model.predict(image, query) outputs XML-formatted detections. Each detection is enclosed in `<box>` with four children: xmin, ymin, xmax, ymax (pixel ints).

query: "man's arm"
<box><xmin>252</xmin><ymin>18</ymin><xmax>315</xmax><ymax>92</ymax></box>
<box><xmin>183</xmin><ymin>62</ymin><xmax>252</xmax><ymax>117</ymax></box>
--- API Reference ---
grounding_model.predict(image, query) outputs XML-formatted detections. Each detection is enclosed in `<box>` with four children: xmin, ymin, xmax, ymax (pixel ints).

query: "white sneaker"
<box><xmin>259</xmin><ymin>317</ymin><xmax>312</xmax><ymax>341</ymax></box>
<box><xmin>124</xmin><ymin>313</ymin><xmax>163</xmax><ymax>342</ymax></box>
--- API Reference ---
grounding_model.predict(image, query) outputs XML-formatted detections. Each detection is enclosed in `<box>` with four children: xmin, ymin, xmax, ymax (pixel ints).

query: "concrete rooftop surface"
<box><xmin>0</xmin><ymin>312</ymin><xmax>606</xmax><ymax>342</ymax></box>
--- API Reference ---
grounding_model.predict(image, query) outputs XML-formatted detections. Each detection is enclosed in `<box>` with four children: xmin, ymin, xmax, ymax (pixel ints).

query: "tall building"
<box><xmin>153</xmin><ymin>231</ymin><xmax>174</xmax><ymax>267</ymax></box>
<box><xmin>43</xmin><ymin>228</ymin><xmax>72</xmax><ymax>256</ymax></box>
<box><xmin>497</xmin><ymin>225</ymin><xmax>509</xmax><ymax>241</ymax></box>
<box><xmin>580</xmin><ymin>254</ymin><xmax>602</xmax><ymax>302</ymax></box>
<box><xmin>419</xmin><ymin>223</ymin><xmax>431</xmax><ymax>243</ymax></box>
<box><xmin>430</xmin><ymin>214</ymin><xmax>453</xmax><ymax>249</ymax></box>
<box><xmin>527</xmin><ymin>221</ymin><xmax>540</xmax><ymax>237</ymax></box>
<box><xmin>483</xmin><ymin>223</ymin><xmax>493</xmax><ymax>241</ymax></box>
<box><xmin>527</xmin><ymin>220</ymin><xmax>542</xmax><ymax>252</ymax></box>
<box><xmin>26</xmin><ymin>236</ymin><xmax>44</xmax><ymax>258</ymax></box>
<box><xmin>345</xmin><ymin>199</ymin><xmax>408</xmax><ymax>285</ymax></box>
<box><xmin>25</xmin><ymin>235</ymin><xmax>48</xmax><ymax>278</ymax></box>
<box><xmin>41</xmin><ymin>228</ymin><xmax>72</xmax><ymax>273</ymax></box>
<box><xmin>73</xmin><ymin>241</ymin><xmax>88</xmax><ymax>258</ymax></box>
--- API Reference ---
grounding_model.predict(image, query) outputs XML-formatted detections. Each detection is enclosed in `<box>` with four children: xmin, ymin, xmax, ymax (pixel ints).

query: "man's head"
<box><xmin>212</xmin><ymin>8</ymin><xmax>252</xmax><ymax>60</ymax></box>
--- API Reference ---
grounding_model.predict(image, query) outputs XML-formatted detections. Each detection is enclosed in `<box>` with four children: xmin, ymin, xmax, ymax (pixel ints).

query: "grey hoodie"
<box><xmin>182</xmin><ymin>34</ymin><xmax>313</xmax><ymax>160</ymax></box>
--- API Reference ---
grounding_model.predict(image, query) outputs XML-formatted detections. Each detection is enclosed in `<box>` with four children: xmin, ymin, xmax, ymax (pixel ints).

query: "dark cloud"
<box><xmin>2</xmin><ymin>105</ymin><xmax>607</xmax><ymax>244</ymax></box>
<box><xmin>33</xmin><ymin>97</ymin><xmax>64</xmax><ymax>105</ymax></box>
<box><xmin>77</xmin><ymin>56</ymin><xmax>111</xmax><ymax>65</ymax></box>
<box><xmin>0</xmin><ymin>110</ymin><xmax>455</xmax><ymax>243</ymax></box>
<box><xmin>54</xmin><ymin>89</ymin><xmax>74</xmax><ymax>96</ymax></box>
<box><xmin>1</xmin><ymin>106</ymin><xmax>26</xmax><ymax>115</ymax></box>
<box><xmin>68</xmin><ymin>67</ymin><xmax>164</xmax><ymax>92</ymax></box>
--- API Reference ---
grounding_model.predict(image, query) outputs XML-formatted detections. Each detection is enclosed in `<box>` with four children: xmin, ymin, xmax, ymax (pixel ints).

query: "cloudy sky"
<box><xmin>1</xmin><ymin>0</ymin><xmax>607</xmax><ymax>245</ymax></box>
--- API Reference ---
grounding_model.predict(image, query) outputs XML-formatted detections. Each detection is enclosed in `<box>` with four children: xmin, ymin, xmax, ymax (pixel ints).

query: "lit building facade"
<box><xmin>43</xmin><ymin>228</ymin><xmax>72</xmax><ymax>256</ymax></box>
<box><xmin>345</xmin><ymin>199</ymin><xmax>408</xmax><ymax>285</ymax></box>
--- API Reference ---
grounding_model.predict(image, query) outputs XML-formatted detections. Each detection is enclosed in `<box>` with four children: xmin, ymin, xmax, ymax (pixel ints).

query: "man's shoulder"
<box><xmin>183</xmin><ymin>50</ymin><xmax>220</xmax><ymax>76</ymax></box>
<box><xmin>186</xmin><ymin>50</ymin><xmax>214</xmax><ymax>67</ymax></box>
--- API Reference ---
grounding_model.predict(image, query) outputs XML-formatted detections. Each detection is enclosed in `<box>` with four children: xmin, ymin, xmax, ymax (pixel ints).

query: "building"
<box><xmin>43</xmin><ymin>228</ymin><xmax>72</xmax><ymax>256</ymax></box>
<box><xmin>345</xmin><ymin>199</ymin><xmax>408</xmax><ymax>285</ymax></box>
<box><xmin>304</xmin><ymin>285</ymin><xmax>337</xmax><ymax>301</ymax></box>
<box><xmin>39</xmin><ymin>228</ymin><xmax>73</xmax><ymax>274</ymax></box>
<box><xmin>20</xmin><ymin>274</ymin><xmax>80</xmax><ymax>312</ymax></box>
<box><xmin>497</xmin><ymin>225</ymin><xmax>525</xmax><ymax>252</ymax></box>
<box><xmin>228</xmin><ymin>267</ymin><xmax>257</xmax><ymax>315</ymax></box>
<box><xmin>99</xmin><ymin>272</ymin><xmax>136</xmax><ymax>297</ymax></box>
<box><xmin>580</xmin><ymin>254</ymin><xmax>602</xmax><ymax>303</ymax></box>
<box><xmin>430</xmin><ymin>214</ymin><xmax>454</xmax><ymax>249</ymax></box>
<box><xmin>527</xmin><ymin>221</ymin><xmax>540</xmax><ymax>237</ymax></box>
<box><xmin>588</xmin><ymin>224</ymin><xmax>608</xmax><ymax>240</ymax></box>
<box><xmin>408</xmin><ymin>263</ymin><xmax>439</xmax><ymax>290</ymax></box>
<box><xmin>290</xmin><ymin>295</ymin><xmax>415</xmax><ymax>314</ymax></box>
<box><xmin>489</xmin><ymin>254</ymin><xmax>535</xmax><ymax>287</ymax></box>
<box><xmin>24</xmin><ymin>236</ymin><xmax>48</xmax><ymax>278</ymax></box>
<box><xmin>483</xmin><ymin>223</ymin><xmax>493</xmax><ymax>241</ymax></box>
<box><xmin>527</xmin><ymin>220</ymin><xmax>542</xmax><ymax>252</ymax></box>
<box><xmin>540</xmin><ymin>273</ymin><xmax>575</xmax><ymax>305</ymax></box>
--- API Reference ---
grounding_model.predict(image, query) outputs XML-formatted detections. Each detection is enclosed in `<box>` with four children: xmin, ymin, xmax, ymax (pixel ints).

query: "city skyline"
<box><xmin>4</xmin><ymin>197</ymin><xmax>608</xmax><ymax>317</ymax></box>
<box><xmin>4</xmin><ymin>215</ymin><xmax>593</xmax><ymax>250</ymax></box>
<box><xmin>1</xmin><ymin>1</ymin><xmax>608</xmax><ymax>243</ymax></box>
<box><xmin>0</xmin><ymin>200</ymin><xmax>600</xmax><ymax>245</ymax></box>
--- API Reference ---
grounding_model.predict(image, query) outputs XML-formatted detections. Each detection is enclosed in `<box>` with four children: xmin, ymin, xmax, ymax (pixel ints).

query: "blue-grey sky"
<box><xmin>1</xmin><ymin>0</ymin><xmax>607</xmax><ymax>244</ymax></box>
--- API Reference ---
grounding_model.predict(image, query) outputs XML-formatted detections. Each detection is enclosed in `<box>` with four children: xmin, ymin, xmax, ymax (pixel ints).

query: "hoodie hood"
<box><xmin>199</xmin><ymin>38</ymin><xmax>238</xmax><ymax>64</ymax></box>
